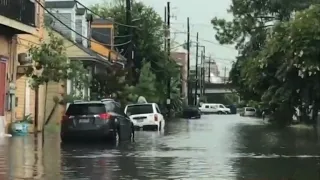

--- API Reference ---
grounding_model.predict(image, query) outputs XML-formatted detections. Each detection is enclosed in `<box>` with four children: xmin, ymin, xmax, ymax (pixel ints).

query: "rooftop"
<box><xmin>45</xmin><ymin>1</ymin><xmax>77</xmax><ymax>9</ymax></box>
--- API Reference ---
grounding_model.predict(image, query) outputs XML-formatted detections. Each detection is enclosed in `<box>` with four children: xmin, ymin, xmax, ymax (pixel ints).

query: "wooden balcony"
<box><xmin>0</xmin><ymin>0</ymin><xmax>36</xmax><ymax>34</ymax></box>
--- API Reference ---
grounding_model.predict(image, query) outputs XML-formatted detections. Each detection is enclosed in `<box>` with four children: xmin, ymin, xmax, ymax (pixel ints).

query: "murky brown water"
<box><xmin>1</xmin><ymin>115</ymin><xmax>320</xmax><ymax>179</ymax></box>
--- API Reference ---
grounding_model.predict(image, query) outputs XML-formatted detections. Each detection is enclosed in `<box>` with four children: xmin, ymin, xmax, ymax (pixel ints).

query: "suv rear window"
<box><xmin>126</xmin><ymin>104</ymin><xmax>154</xmax><ymax>115</ymax></box>
<box><xmin>246</xmin><ymin>108</ymin><xmax>255</xmax><ymax>112</ymax></box>
<box><xmin>66</xmin><ymin>103</ymin><xmax>106</xmax><ymax>115</ymax></box>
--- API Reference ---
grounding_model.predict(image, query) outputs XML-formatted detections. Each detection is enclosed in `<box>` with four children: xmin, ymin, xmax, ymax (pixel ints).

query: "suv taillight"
<box><xmin>154</xmin><ymin>114</ymin><xmax>158</xmax><ymax>121</ymax></box>
<box><xmin>62</xmin><ymin>115</ymin><xmax>69</xmax><ymax>122</ymax></box>
<box><xmin>99</xmin><ymin>113</ymin><xmax>111</xmax><ymax>120</ymax></box>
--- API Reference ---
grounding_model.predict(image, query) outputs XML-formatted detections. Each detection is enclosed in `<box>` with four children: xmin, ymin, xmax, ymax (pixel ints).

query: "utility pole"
<box><xmin>201</xmin><ymin>48</ymin><xmax>205</xmax><ymax>96</ymax></box>
<box><xmin>125</xmin><ymin>0</ymin><xmax>133</xmax><ymax>83</ymax></box>
<box><xmin>223</xmin><ymin>66</ymin><xmax>227</xmax><ymax>83</ymax></box>
<box><xmin>194</xmin><ymin>32</ymin><xmax>199</xmax><ymax>105</ymax></box>
<box><xmin>202</xmin><ymin>53</ymin><xmax>206</xmax><ymax>96</ymax></box>
<box><xmin>200</xmin><ymin>50</ymin><xmax>203</xmax><ymax>97</ymax></box>
<box><xmin>164</xmin><ymin>7</ymin><xmax>167</xmax><ymax>52</ymax></box>
<box><xmin>187</xmin><ymin>17</ymin><xmax>190</xmax><ymax>105</ymax></box>
<box><xmin>208</xmin><ymin>56</ymin><xmax>211</xmax><ymax>83</ymax></box>
<box><xmin>166</xmin><ymin>2</ymin><xmax>171</xmax><ymax>115</ymax></box>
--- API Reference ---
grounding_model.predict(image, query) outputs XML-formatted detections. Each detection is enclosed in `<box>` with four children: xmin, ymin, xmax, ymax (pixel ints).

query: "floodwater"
<box><xmin>1</xmin><ymin>115</ymin><xmax>320</xmax><ymax>179</ymax></box>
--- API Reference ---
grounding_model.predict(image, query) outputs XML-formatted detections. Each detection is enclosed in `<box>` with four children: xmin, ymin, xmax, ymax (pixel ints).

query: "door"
<box><xmin>210</xmin><ymin>105</ymin><xmax>217</xmax><ymax>113</ymax></box>
<box><xmin>0</xmin><ymin>62</ymin><xmax>6</xmax><ymax>116</ymax></box>
<box><xmin>203</xmin><ymin>105</ymin><xmax>210</xmax><ymax>113</ymax></box>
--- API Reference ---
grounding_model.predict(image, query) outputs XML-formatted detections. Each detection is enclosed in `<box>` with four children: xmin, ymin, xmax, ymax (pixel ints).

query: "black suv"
<box><xmin>60</xmin><ymin>100</ymin><xmax>134</xmax><ymax>143</ymax></box>
<box><xmin>182</xmin><ymin>106</ymin><xmax>201</xmax><ymax>119</ymax></box>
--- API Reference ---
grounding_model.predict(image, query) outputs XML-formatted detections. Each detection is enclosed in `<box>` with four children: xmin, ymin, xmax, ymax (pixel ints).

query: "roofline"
<box><xmin>45</xmin><ymin>1</ymin><xmax>77</xmax><ymax>9</ymax></box>
<box><xmin>69</xmin><ymin>56</ymin><xmax>113</xmax><ymax>66</ymax></box>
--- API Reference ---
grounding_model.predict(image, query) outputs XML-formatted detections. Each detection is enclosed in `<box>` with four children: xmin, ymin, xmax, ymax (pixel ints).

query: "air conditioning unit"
<box><xmin>17</xmin><ymin>53</ymin><xmax>32</xmax><ymax>65</ymax></box>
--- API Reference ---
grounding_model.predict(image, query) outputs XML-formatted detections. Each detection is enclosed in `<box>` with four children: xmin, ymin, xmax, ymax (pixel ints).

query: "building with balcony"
<box><xmin>0</xmin><ymin>0</ymin><xmax>44</xmax><ymax>133</ymax></box>
<box><xmin>39</xmin><ymin>1</ymin><xmax>126</xmax><ymax>126</ymax></box>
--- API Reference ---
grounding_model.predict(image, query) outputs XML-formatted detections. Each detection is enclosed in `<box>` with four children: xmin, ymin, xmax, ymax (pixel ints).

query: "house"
<box><xmin>36</xmin><ymin>1</ymin><xmax>126</xmax><ymax>126</ymax></box>
<box><xmin>45</xmin><ymin>1</ymin><xmax>125</xmax><ymax>64</ymax></box>
<box><xmin>0</xmin><ymin>0</ymin><xmax>45</xmax><ymax>133</ymax></box>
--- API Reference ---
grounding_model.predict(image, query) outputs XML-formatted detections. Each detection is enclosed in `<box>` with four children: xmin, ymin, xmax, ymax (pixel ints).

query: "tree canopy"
<box><xmin>91</xmin><ymin>0</ymin><xmax>168</xmax><ymax>80</ymax></box>
<box><xmin>212</xmin><ymin>0</ymin><xmax>320</xmax><ymax>125</ymax></box>
<box><xmin>91</xmin><ymin>0</ymin><xmax>182</xmax><ymax>110</ymax></box>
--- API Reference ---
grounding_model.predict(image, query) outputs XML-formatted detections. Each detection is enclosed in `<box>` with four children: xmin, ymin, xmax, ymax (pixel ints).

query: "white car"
<box><xmin>240</xmin><ymin>107</ymin><xmax>256</xmax><ymax>116</ymax></box>
<box><xmin>199</xmin><ymin>103</ymin><xmax>231</xmax><ymax>114</ymax></box>
<box><xmin>124</xmin><ymin>103</ymin><xmax>165</xmax><ymax>131</ymax></box>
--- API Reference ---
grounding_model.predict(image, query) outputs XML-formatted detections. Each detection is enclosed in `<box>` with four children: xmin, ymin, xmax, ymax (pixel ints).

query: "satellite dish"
<box><xmin>137</xmin><ymin>96</ymin><xmax>147</xmax><ymax>104</ymax></box>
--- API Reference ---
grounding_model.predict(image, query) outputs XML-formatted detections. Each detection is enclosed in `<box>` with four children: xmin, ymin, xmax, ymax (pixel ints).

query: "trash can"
<box><xmin>10</xmin><ymin>122</ymin><xmax>29</xmax><ymax>136</ymax></box>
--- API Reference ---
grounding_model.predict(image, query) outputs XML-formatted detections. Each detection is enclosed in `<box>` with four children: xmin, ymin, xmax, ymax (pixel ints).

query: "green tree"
<box><xmin>134</xmin><ymin>61</ymin><xmax>158</xmax><ymax>102</ymax></box>
<box><xmin>253</xmin><ymin>5</ymin><xmax>320</xmax><ymax>124</ymax></box>
<box><xmin>27</xmin><ymin>30</ymin><xmax>88</xmax><ymax>131</ymax></box>
<box><xmin>91</xmin><ymin>0</ymin><xmax>166</xmax><ymax>82</ymax></box>
<box><xmin>91</xmin><ymin>0</ymin><xmax>182</xmax><ymax>111</ymax></box>
<box><xmin>90</xmin><ymin>67</ymin><xmax>138</xmax><ymax>105</ymax></box>
<box><xmin>211</xmin><ymin>0</ymin><xmax>320</xmax><ymax>125</ymax></box>
<box><xmin>91</xmin><ymin>67</ymin><xmax>127</xmax><ymax>99</ymax></box>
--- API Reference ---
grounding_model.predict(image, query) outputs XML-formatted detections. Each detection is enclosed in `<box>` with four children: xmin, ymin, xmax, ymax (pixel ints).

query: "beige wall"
<box><xmin>14</xmin><ymin>0</ymin><xmax>46</xmax><ymax>132</ymax></box>
<box><xmin>0</xmin><ymin>34</ymin><xmax>18</xmax><ymax>127</ymax></box>
<box><xmin>0</xmin><ymin>0</ymin><xmax>46</xmax><ymax>132</ymax></box>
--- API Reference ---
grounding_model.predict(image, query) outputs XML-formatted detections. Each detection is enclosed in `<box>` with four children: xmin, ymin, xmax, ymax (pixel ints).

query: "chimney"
<box><xmin>44</xmin><ymin>1</ymin><xmax>77</xmax><ymax>42</ymax></box>
<box><xmin>75</xmin><ymin>8</ymin><xmax>88</xmax><ymax>47</ymax></box>
<box><xmin>91</xmin><ymin>18</ymin><xmax>114</xmax><ymax>49</ymax></box>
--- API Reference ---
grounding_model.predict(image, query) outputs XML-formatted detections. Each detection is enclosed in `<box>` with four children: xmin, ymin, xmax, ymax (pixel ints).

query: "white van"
<box><xmin>199</xmin><ymin>103</ymin><xmax>231</xmax><ymax>114</ymax></box>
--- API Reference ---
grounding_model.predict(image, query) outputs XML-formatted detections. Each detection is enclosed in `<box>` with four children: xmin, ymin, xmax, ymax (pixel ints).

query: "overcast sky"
<box><xmin>77</xmin><ymin>0</ymin><xmax>238</xmax><ymax>74</ymax></box>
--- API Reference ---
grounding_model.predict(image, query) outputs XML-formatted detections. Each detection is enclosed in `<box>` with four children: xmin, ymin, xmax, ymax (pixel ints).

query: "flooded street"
<box><xmin>2</xmin><ymin>115</ymin><xmax>320</xmax><ymax>179</ymax></box>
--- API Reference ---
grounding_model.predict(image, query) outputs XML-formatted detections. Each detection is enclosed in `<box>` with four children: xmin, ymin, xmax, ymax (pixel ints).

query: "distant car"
<box><xmin>199</xmin><ymin>103</ymin><xmax>231</xmax><ymax>114</ymax></box>
<box><xmin>240</xmin><ymin>107</ymin><xmax>256</xmax><ymax>117</ymax></box>
<box><xmin>124</xmin><ymin>103</ymin><xmax>165</xmax><ymax>131</ymax></box>
<box><xmin>60</xmin><ymin>100</ymin><xmax>134</xmax><ymax>143</ymax></box>
<box><xmin>182</xmin><ymin>106</ymin><xmax>201</xmax><ymax>119</ymax></box>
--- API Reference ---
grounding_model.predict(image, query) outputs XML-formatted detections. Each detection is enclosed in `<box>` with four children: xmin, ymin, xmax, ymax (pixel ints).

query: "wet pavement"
<box><xmin>1</xmin><ymin>115</ymin><xmax>320</xmax><ymax>179</ymax></box>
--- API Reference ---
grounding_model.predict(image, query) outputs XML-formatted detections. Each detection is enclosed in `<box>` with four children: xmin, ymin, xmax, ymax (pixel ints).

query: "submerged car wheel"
<box><xmin>113</xmin><ymin>127</ymin><xmax>120</xmax><ymax>142</ymax></box>
<box><xmin>130</xmin><ymin>125</ymin><xmax>135</xmax><ymax>142</ymax></box>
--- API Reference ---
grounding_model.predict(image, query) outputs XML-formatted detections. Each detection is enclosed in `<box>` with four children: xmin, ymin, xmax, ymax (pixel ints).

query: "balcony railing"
<box><xmin>0</xmin><ymin>0</ymin><xmax>35</xmax><ymax>27</ymax></box>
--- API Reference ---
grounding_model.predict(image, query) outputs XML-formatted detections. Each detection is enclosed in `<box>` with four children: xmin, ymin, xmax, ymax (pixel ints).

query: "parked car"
<box><xmin>240</xmin><ymin>107</ymin><xmax>256</xmax><ymax>116</ymax></box>
<box><xmin>226</xmin><ymin>104</ymin><xmax>237</xmax><ymax>114</ymax></box>
<box><xmin>124</xmin><ymin>103</ymin><xmax>165</xmax><ymax>131</ymax></box>
<box><xmin>60</xmin><ymin>100</ymin><xmax>134</xmax><ymax>143</ymax></box>
<box><xmin>199</xmin><ymin>103</ymin><xmax>231</xmax><ymax>114</ymax></box>
<box><xmin>182</xmin><ymin>106</ymin><xmax>201</xmax><ymax>119</ymax></box>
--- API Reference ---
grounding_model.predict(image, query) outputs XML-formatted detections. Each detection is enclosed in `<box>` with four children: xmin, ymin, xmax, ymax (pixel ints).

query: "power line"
<box><xmin>37</xmin><ymin>0</ymin><xmax>131</xmax><ymax>47</ymax></box>
<box><xmin>75</xmin><ymin>0</ymin><xmax>139</xmax><ymax>29</ymax></box>
<box><xmin>170</xmin><ymin>27</ymin><xmax>235</xmax><ymax>50</ymax></box>
<box><xmin>172</xmin><ymin>22</ymin><xmax>214</xmax><ymax>27</ymax></box>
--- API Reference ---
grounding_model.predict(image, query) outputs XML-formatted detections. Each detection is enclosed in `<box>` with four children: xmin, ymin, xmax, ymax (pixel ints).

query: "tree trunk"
<box><xmin>41</xmin><ymin>82</ymin><xmax>48</xmax><ymax>132</ymax></box>
<box><xmin>34</xmin><ymin>86</ymin><xmax>39</xmax><ymax>132</ymax></box>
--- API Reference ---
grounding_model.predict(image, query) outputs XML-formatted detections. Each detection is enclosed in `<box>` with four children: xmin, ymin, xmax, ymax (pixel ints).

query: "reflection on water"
<box><xmin>1</xmin><ymin>116</ymin><xmax>320</xmax><ymax>179</ymax></box>
<box><xmin>5</xmin><ymin>134</ymin><xmax>61</xmax><ymax>180</ymax></box>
